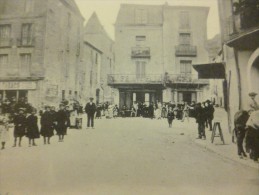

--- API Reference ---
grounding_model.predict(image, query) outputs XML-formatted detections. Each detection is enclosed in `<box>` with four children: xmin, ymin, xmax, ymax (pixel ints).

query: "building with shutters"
<box><xmin>109</xmin><ymin>3</ymin><xmax>210</xmax><ymax>108</ymax></box>
<box><xmin>0</xmin><ymin>0</ymin><xmax>84</xmax><ymax>108</ymax></box>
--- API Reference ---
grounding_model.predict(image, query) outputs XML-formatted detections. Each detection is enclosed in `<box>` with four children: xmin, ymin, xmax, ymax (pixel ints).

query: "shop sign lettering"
<box><xmin>0</xmin><ymin>82</ymin><xmax>37</xmax><ymax>90</ymax></box>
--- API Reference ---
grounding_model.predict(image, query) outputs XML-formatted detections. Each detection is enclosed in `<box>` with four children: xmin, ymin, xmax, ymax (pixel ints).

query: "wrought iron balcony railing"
<box><xmin>107</xmin><ymin>74</ymin><xmax>163</xmax><ymax>85</ymax></box>
<box><xmin>0</xmin><ymin>38</ymin><xmax>12</xmax><ymax>47</ymax></box>
<box><xmin>131</xmin><ymin>47</ymin><xmax>150</xmax><ymax>58</ymax></box>
<box><xmin>175</xmin><ymin>45</ymin><xmax>197</xmax><ymax>57</ymax></box>
<box><xmin>164</xmin><ymin>74</ymin><xmax>209</xmax><ymax>84</ymax></box>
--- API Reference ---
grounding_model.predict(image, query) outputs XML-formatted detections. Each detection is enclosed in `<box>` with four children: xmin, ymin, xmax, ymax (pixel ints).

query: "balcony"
<box><xmin>165</xmin><ymin>73</ymin><xmax>209</xmax><ymax>86</ymax></box>
<box><xmin>0</xmin><ymin>38</ymin><xmax>12</xmax><ymax>47</ymax></box>
<box><xmin>17</xmin><ymin>37</ymin><xmax>35</xmax><ymax>47</ymax></box>
<box><xmin>131</xmin><ymin>47</ymin><xmax>150</xmax><ymax>58</ymax></box>
<box><xmin>233</xmin><ymin>1</ymin><xmax>259</xmax><ymax>30</ymax></box>
<box><xmin>107</xmin><ymin>74</ymin><xmax>163</xmax><ymax>85</ymax></box>
<box><xmin>175</xmin><ymin>45</ymin><xmax>197</xmax><ymax>57</ymax></box>
<box><xmin>225</xmin><ymin>1</ymin><xmax>259</xmax><ymax>49</ymax></box>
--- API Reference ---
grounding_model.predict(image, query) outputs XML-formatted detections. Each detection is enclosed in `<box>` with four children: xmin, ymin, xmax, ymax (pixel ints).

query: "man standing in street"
<box><xmin>195</xmin><ymin>103</ymin><xmax>206</xmax><ymax>140</ymax></box>
<box><xmin>204</xmin><ymin>100</ymin><xmax>215</xmax><ymax>131</ymax></box>
<box><xmin>85</xmin><ymin>97</ymin><xmax>96</xmax><ymax>129</ymax></box>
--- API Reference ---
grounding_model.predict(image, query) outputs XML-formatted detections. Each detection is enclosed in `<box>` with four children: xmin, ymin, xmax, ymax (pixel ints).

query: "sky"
<box><xmin>74</xmin><ymin>0</ymin><xmax>220</xmax><ymax>40</ymax></box>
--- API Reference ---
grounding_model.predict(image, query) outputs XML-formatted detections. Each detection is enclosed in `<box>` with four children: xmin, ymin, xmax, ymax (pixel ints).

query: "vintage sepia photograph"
<box><xmin>0</xmin><ymin>0</ymin><xmax>258</xmax><ymax>194</ymax></box>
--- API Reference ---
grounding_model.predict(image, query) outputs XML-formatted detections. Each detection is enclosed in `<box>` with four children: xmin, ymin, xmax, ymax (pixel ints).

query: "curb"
<box><xmin>191</xmin><ymin>136</ymin><xmax>259</xmax><ymax>170</ymax></box>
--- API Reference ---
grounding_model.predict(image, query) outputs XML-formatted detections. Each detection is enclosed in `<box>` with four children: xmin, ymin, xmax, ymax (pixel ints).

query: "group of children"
<box><xmin>0</xmin><ymin>103</ymin><xmax>70</xmax><ymax>150</ymax></box>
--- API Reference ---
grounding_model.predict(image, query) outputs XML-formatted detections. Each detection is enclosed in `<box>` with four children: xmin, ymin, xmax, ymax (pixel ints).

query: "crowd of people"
<box><xmin>0</xmin><ymin>97</ymin><xmax>78</xmax><ymax>149</ymax></box>
<box><xmin>0</xmin><ymin>95</ymin><xmax>258</xmax><ymax>163</ymax></box>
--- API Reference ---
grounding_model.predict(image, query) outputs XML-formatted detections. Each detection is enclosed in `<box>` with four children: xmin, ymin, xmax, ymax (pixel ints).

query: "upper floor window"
<box><xmin>0</xmin><ymin>54</ymin><xmax>8</xmax><ymax>72</ymax></box>
<box><xmin>179</xmin><ymin>33</ymin><xmax>191</xmax><ymax>45</ymax></box>
<box><xmin>179</xmin><ymin>11</ymin><xmax>190</xmax><ymax>29</ymax></box>
<box><xmin>136</xmin><ymin>35</ymin><xmax>146</xmax><ymax>46</ymax></box>
<box><xmin>136</xmin><ymin>61</ymin><xmax>146</xmax><ymax>79</ymax></box>
<box><xmin>20</xmin><ymin>53</ymin><xmax>31</xmax><ymax>76</ymax></box>
<box><xmin>21</xmin><ymin>23</ymin><xmax>33</xmax><ymax>46</ymax></box>
<box><xmin>180</xmin><ymin>60</ymin><xmax>192</xmax><ymax>74</ymax></box>
<box><xmin>135</xmin><ymin>9</ymin><xmax>147</xmax><ymax>24</ymax></box>
<box><xmin>0</xmin><ymin>24</ymin><xmax>11</xmax><ymax>47</ymax></box>
<box><xmin>24</xmin><ymin>0</ymin><xmax>34</xmax><ymax>13</ymax></box>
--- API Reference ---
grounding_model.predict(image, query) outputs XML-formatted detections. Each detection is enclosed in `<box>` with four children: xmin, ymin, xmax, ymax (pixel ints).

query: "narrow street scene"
<box><xmin>0</xmin><ymin>0</ymin><xmax>259</xmax><ymax>194</ymax></box>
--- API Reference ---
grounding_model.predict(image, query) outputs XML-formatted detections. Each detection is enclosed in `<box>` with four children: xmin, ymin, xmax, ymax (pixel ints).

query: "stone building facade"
<box><xmin>110</xmin><ymin>3</ymin><xmax>210</xmax><ymax>108</ymax></box>
<box><xmin>83</xmin><ymin>12</ymin><xmax>114</xmax><ymax>105</ymax></box>
<box><xmin>0</xmin><ymin>0</ymin><xmax>84</xmax><ymax>108</ymax></box>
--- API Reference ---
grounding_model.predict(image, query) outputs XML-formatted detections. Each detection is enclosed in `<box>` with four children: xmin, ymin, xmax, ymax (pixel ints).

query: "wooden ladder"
<box><xmin>211</xmin><ymin>122</ymin><xmax>225</xmax><ymax>144</ymax></box>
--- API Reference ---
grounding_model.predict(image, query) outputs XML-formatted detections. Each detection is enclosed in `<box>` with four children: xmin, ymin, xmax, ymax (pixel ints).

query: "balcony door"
<box><xmin>21</xmin><ymin>23</ymin><xmax>33</xmax><ymax>46</ymax></box>
<box><xmin>0</xmin><ymin>24</ymin><xmax>11</xmax><ymax>47</ymax></box>
<box><xmin>136</xmin><ymin>61</ymin><xmax>146</xmax><ymax>79</ymax></box>
<box><xmin>180</xmin><ymin>60</ymin><xmax>192</xmax><ymax>74</ymax></box>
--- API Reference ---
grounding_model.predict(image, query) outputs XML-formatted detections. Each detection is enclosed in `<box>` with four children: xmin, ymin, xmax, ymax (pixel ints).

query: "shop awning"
<box><xmin>226</xmin><ymin>29</ymin><xmax>259</xmax><ymax>50</ymax></box>
<box><xmin>193</xmin><ymin>62</ymin><xmax>225</xmax><ymax>79</ymax></box>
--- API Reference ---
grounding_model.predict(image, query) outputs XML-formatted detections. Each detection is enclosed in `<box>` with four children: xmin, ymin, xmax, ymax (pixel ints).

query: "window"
<box><xmin>136</xmin><ymin>35</ymin><xmax>146</xmax><ymax>46</ymax></box>
<box><xmin>136</xmin><ymin>36</ymin><xmax>146</xmax><ymax>41</ymax></box>
<box><xmin>20</xmin><ymin>53</ymin><xmax>31</xmax><ymax>76</ymax></box>
<box><xmin>0</xmin><ymin>54</ymin><xmax>8</xmax><ymax>75</ymax></box>
<box><xmin>136</xmin><ymin>61</ymin><xmax>146</xmax><ymax>79</ymax></box>
<box><xmin>21</xmin><ymin>23</ymin><xmax>33</xmax><ymax>46</ymax></box>
<box><xmin>0</xmin><ymin>24</ymin><xmax>11</xmax><ymax>46</ymax></box>
<box><xmin>135</xmin><ymin>9</ymin><xmax>147</xmax><ymax>24</ymax></box>
<box><xmin>179</xmin><ymin>33</ymin><xmax>191</xmax><ymax>45</ymax></box>
<box><xmin>0</xmin><ymin>1</ymin><xmax>6</xmax><ymax>14</ymax></box>
<box><xmin>180</xmin><ymin>60</ymin><xmax>192</xmax><ymax>74</ymax></box>
<box><xmin>179</xmin><ymin>11</ymin><xmax>190</xmax><ymax>29</ymax></box>
<box><xmin>24</xmin><ymin>0</ymin><xmax>34</xmax><ymax>13</ymax></box>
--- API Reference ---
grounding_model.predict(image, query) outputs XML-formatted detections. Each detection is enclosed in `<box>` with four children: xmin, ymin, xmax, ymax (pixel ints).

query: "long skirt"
<box><xmin>56</xmin><ymin>124</ymin><xmax>67</xmax><ymax>136</ymax></box>
<box><xmin>14</xmin><ymin>126</ymin><xmax>26</xmax><ymax>138</ymax></box>
<box><xmin>40</xmin><ymin>126</ymin><xmax>54</xmax><ymax>137</ymax></box>
<box><xmin>26</xmin><ymin>125</ymin><xmax>40</xmax><ymax>139</ymax></box>
<box><xmin>0</xmin><ymin>125</ymin><xmax>9</xmax><ymax>142</ymax></box>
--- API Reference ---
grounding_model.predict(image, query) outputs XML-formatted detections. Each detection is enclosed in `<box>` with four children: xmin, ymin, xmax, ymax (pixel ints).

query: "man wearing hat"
<box><xmin>204</xmin><ymin>100</ymin><xmax>215</xmax><ymax>131</ymax></box>
<box><xmin>85</xmin><ymin>97</ymin><xmax>96</xmax><ymax>129</ymax></box>
<box><xmin>248</xmin><ymin>92</ymin><xmax>259</xmax><ymax>111</ymax></box>
<box><xmin>13</xmin><ymin>108</ymin><xmax>27</xmax><ymax>147</ymax></box>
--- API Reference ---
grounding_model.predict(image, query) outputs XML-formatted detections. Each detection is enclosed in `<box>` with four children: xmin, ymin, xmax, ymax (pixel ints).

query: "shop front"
<box><xmin>0</xmin><ymin>81</ymin><xmax>37</xmax><ymax>102</ymax></box>
<box><xmin>119</xmin><ymin>88</ymin><xmax>163</xmax><ymax>108</ymax></box>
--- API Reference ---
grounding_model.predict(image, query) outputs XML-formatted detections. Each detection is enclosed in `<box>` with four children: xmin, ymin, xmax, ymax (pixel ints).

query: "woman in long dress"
<box><xmin>40</xmin><ymin>106</ymin><xmax>54</xmax><ymax>144</ymax></box>
<box><xmin>56</xmin><ymin>104</ymin><xmax>69</xmax><ymax>142</ymax></box>
<box><xmin>26</xmin><ymin>109</ymin><xmax>40</xmax><ymax>147</ymax></box>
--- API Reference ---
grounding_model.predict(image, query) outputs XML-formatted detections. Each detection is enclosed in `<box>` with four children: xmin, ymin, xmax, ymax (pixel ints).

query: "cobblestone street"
<box><xmin>0</xmin><ymin>114</ymin><xmax>258</xmax><ymax>195</ymax></box>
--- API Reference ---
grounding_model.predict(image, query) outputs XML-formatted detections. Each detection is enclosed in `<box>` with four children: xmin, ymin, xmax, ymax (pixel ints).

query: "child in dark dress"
<box><xmin>167</xmin><ymin>107</ymin><xmax>175</xmax><ymax>128</ymax></box>
<box><xmin>26</xmin><ymin>109</ymin><xmax>40</xmax><ymax>147</ymax></box>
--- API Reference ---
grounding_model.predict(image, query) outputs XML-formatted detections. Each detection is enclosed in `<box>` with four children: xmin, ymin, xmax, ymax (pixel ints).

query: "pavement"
<box><xmin>0</xmin><ymin>110</ymin><xmax>258</xmax><ymax>195</ymax></box>
<box><xmin>193</xmin><ymin>108</ymin><xmax>259</xmax><ymax>170</ymax></box>
<box><xmin>82</xmin><ymin>108</ymin><xmax>259</xmax><ymax>169</ymax></box>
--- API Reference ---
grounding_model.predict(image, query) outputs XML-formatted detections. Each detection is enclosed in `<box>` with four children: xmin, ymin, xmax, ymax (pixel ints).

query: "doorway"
<box><xmin>183</xmin><ymin>92</ymin><xmax>192</xmax><ymax>103</ymax></box>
